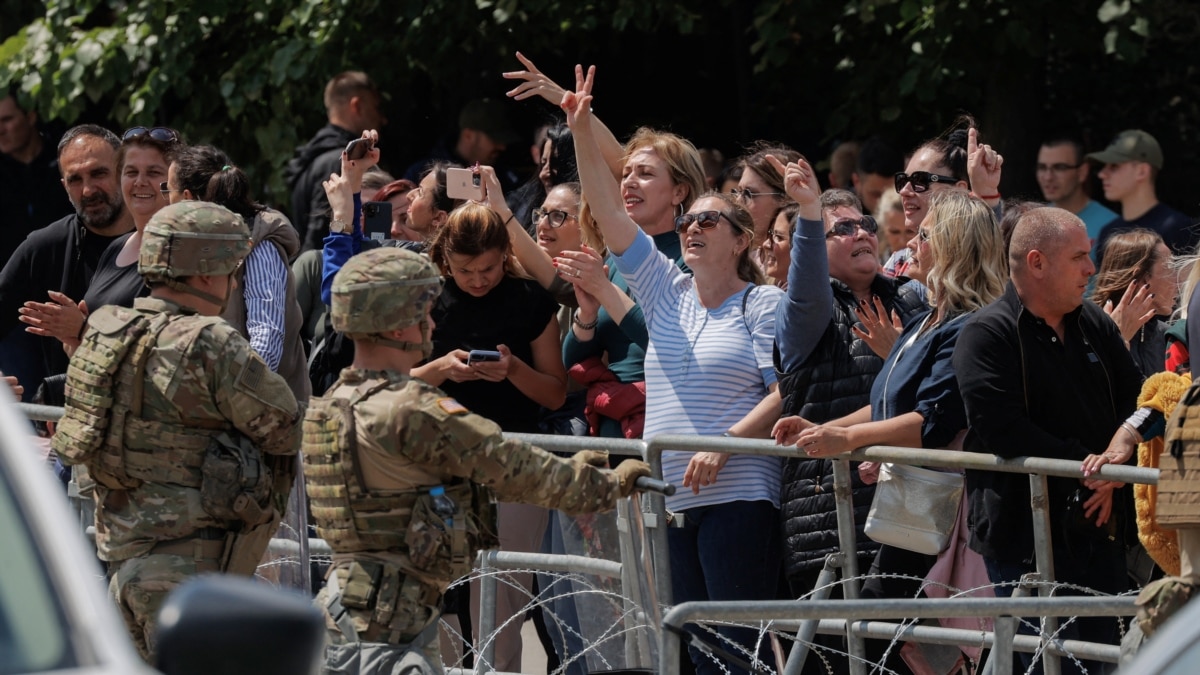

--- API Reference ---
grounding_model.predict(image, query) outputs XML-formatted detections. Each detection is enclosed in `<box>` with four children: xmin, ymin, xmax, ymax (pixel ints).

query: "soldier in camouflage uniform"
<box><xmin>54</xmin><ymin>201</ymin><xmax>302</xmax><ymax>661</ymax></box>
<box><xmin>304</xmin><ymin>246</ymin><xmax>650</xmax><ymax>675</ymax></box>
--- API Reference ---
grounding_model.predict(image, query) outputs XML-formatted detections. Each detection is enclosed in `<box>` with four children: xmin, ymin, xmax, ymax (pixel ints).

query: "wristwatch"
<box><xmin>330</xmin><ymin>218</ymin><xmax>350</xmax><ymax>234</ymax></box>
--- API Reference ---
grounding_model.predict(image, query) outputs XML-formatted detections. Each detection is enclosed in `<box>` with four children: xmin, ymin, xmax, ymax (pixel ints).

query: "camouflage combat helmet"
<box><xmin>332</xmin><ymin>247</ymin><xmax>443</xmax><ymax>356</ymax></box>
<box><xmin>139</xmin><ymin>201</ymin><xmax>252</xmax><ymax>309</ymax></box>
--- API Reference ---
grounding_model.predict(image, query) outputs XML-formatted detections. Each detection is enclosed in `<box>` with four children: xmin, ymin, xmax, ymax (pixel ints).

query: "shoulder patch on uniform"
<box><xmin>437</xmin><ymin>398</ymin><xmax>468</xmax><ymax>415</ymax></box>
<box><xmin>238</xmin><ymin>356</ymin><xmax>267</xmax><ymax>392</ymax></box>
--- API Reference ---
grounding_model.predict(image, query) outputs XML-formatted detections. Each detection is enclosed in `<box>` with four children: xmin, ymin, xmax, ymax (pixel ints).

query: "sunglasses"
<box><xmin>674</xmin><ymin>210</ymin><xmax>735</xmax><ymax>234</ymax></box>
<box><xmin>825</xmin><ymin>216</ymin><xmax>879</xmax><ymax>239</ymax></box>
<box><xmin>122</xmin><ymin>126</ymin><xmax>180</xmax><ymax>144</ymax></box>
<box><xmin>158</xmin><ymin>181</ymin><xmax>185</xmax><ymax>198</ymax></box>
<box><xmin>894</xmin><ymin>171</ymin><xmax>959</xmax><ymax>194</ymax></box>
<box><xmin>731</xmin><ymin>188</ymin><xmax>785</xmax><ymax>203</ymax></box>
<box><xmin>533</xmin><ymin>207</ymin><xmax>576</xmax><ymax>228</ymax></box>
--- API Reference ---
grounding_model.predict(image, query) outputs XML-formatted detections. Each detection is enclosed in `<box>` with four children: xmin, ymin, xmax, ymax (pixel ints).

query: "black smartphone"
<box><xmin>362</xmin><ymin>201</ymin><xmax>392</xmax><ymax>241</ymax></box>
<box><xmin>345</xmin><ymin>137</ymin><xmax>374</xmax><ymax>160</ymax></box>
<box><xmin>467</xmin><ymin>349</ymin><xmax>502</xmax><ymax>364</ymax></box>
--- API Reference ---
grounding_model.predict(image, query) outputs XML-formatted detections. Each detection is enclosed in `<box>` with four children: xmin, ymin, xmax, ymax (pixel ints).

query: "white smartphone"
<box><xmin>445</xmin><ymin>168</ymin><xmax>485</xmax><ymax>201</ymax></box>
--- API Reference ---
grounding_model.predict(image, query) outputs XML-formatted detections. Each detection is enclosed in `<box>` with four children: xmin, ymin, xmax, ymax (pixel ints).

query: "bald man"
<box><xmin>953</xmin><ymin>206</ymin><xmax>1141</xmax><ymax>673</ymax></box>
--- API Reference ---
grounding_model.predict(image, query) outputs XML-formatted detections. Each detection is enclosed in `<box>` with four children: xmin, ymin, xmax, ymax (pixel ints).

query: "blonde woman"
<box><xmin>774</xmin><ymin>188</ymin><xmax>1007</xmax><ymax>670</ymax></box>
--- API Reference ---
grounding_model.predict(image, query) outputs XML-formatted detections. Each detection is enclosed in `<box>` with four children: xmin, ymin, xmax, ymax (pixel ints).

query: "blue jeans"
<box><xmin>669</xmin><ymin>500</ymin><xmax>782</xmax><ymax>675</ymax></box>
<box><xmin>985</xmin><ymin>534</ymin><xmax>1126</xmax><ymax>675</ymax></box>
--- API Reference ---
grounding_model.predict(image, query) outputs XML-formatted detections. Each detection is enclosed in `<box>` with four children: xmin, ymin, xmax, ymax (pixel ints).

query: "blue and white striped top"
<box><xmin>613</xmin><ymin>229</ymin><xmax>784</xmax><ymax>511</ymax></box>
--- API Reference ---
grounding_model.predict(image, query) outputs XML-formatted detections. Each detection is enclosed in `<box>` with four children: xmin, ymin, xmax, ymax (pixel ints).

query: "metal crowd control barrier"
<box><xmin>20</xmin><ymin>402</ymin><xmax>1158</xmax><ymax>674</ymax></box>
<box><xmin>644</xmin><ymin>437</ymin><xmax>1156</xmax><ymax>675</ymax></box>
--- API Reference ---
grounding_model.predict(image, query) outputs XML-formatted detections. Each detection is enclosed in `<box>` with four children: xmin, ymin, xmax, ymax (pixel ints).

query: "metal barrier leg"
<box><xmin>831</xmin><ymin>459</ymin><xmax>866</xmax><ymax>675</ymax></box>
<box><xmin>1029</xmin><ymin>474</ymin><xmax>1062</xmax><ymax>675</ymax></box>
<box><xmin>476</xmin><ymin>550</ymin><xmax>497</xmax><ymax>675</ymax></box>
<box><xmin>992</xmin><ymin>616</ymin><xmax>1016</xmax><ymax>675</ymax></box>
<box><xmin>783</xmin><ymin>556</ymin><xmax>841</xmax><ymax>675</ymax></box>
<box><xmin>617</xmin><ymin>497</ymin><xmax>653</xmax><ymax>668</ymax></box>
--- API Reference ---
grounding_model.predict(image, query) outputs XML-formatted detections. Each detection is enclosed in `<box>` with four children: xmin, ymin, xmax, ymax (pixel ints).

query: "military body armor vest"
<box><xmin>55</xmin><ymin>305</ymin><xmax>272</xmax><ymax>526</ymax></box>
<box><xmin>303</xmin><ymin>380</ymin><xmax>498</xmax><ymax>585</ymax></box>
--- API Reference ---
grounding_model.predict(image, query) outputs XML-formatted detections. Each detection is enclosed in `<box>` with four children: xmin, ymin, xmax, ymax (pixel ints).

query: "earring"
<box><xmin>676</xmin><ymin>202</ymin><xmax>684</xmax><ymax>218</ymax></box>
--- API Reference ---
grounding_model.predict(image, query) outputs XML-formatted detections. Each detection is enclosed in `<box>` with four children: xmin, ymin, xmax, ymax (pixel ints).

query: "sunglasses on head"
<box><xmin>894</xmin><ymin>171</ymin><xmax>959</xmax><ymax>193</ymax></box>
<box><xmin>533</xmin><ymin>207</ymin><xmax>576</xmax><ymax>228</ymax></box>
<box><xmin>122</xmin><ymin>126</ymin><xmax>180</xmax><ymax>144</ymax></box>
<box><xmin>674</xmin><ymin>210</ymin><xmax>735</xmax><ymax>234</ymax></box>
<box><xmin>731</xmin><ymin>188</ymin><xmax>784</xmax><ymax>203</ymax></box>
<box><xmin>825</xmin><ymin>216</ymin><xmax>879</xmax><ymax>238</ymax></box>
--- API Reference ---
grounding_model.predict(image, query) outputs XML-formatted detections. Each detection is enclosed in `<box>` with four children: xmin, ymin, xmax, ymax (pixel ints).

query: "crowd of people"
<box><xmin>3</xmin><ymin>51</ymin><xmax>1200</xmax><ymax>675</ymax></box>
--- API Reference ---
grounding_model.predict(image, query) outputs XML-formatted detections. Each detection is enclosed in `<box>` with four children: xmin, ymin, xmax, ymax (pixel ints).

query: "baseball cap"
<box><xmin>1086</xmin><ymin>129</ymin><xmax>1163</xmax><ymax>169</ymax></box>
<box><xmin>458</xmin><ymin>99</ymin><xmax>520</xmax><ymax>146</ymax></box>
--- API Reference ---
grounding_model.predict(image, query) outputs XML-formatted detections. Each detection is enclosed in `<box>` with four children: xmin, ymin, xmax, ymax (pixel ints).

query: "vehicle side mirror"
<box><xmin>156</xmin><ymin>575</ymin><xmax>325</xmax><ymax>675</ymax></box>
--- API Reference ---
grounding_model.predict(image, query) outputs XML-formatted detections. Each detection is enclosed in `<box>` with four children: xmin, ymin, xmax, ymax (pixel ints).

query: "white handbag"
<box><xmin>864</xmin><ymin>462</ymin><xmax>964</xmax><ymax>555</ymax></box>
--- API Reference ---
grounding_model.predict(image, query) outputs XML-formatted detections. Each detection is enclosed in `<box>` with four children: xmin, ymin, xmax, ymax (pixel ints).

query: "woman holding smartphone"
<box><xmin>411</xmin><ymin>201</ymin><xmax>566</xmax><ymax>674</ymax></box>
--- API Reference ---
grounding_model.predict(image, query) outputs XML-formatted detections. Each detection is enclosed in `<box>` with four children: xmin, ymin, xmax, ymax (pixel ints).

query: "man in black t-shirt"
<box><xmin>0</xmin><ymin>124</ymin><xmax>132</xmax><ymax>398</ymax></box>
<box><xmin>1088</xmin><ymin>129</ymin><xmax>1198</xmax><ymax>265</ymax></box>
<box><xmin>0</xmin><ymin>93</ymin><xmax>73</xmax><ymax>262</ymax></box>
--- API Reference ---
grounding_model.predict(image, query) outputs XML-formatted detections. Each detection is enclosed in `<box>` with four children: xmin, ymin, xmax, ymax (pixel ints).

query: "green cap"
<box><xmin>1086</xmin><ymin>129</ymin><xmax>1163</xmax><ymax>170</ymax></box>
<box><xmin>139</xmin><ymin>201</ymin><xmax>252</xmax><ymax>280</ymax></box>
<box><xmin>331</xmin><ymin>247</ymin><xmax>443</xmax><ymax>335</ymax></box>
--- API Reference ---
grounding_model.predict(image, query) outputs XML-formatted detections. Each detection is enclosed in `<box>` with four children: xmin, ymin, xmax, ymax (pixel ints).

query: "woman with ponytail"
<box><xmin>167</xmin><ymin>145</ymin><xmax>311</xmax><ymax>402</ymax></box>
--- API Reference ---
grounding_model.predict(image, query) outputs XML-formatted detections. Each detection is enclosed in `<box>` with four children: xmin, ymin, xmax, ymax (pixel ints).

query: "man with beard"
<box><xmin>0</xmin><ymin>124</ymin><xmax>133</xmax><ymax>397</ymax></box>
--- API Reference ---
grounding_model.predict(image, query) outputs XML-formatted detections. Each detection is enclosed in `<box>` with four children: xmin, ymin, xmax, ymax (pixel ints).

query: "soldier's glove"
<box><xmin>614</xmin><ymin>460</ymin><xmax>652</xmax><ymax>498</ymax></box>
<box><xmin>571</xmin><ymin>449</ymin><xmax>610</xmax><ymax>468</ymax></box>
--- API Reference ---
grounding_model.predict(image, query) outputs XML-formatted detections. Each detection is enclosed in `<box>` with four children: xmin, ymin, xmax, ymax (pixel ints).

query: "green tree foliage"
<box><xmin>1</xmin><ymin>0</ymin><xmax>1196</xmax><ymax>208</ymax></box>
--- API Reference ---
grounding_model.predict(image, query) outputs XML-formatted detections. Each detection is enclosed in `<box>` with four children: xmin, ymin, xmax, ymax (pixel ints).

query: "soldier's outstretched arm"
<box><xmin>403</xmin><ymin>400</ymin><xmax>623</xmax><ymax>515</ymax></box>
<box><xmin>212</xmin><ymin>326</ymin><xmax>302</xmax><ymax>456</ymax></box>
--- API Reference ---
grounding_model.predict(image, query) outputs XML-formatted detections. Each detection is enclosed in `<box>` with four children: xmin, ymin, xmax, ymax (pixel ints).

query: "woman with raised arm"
<box><xmin>884</xmin><ymin>118</ymin><xmax>1003</xmax><ymax>279</ymax></box>
<box><xmin>775</xmin><ymin>188</ymin><xmax>1006</xmax><ymax>672</ymax></box>
<box><xmin>561</xmin><ymin>65</ymin><xmax>784</xmax><ymax>675</ymax></box>
<box><xmin>510</xmin><ymin>53</ymin><xmax>706</xmax><ymax>440</ymax></box>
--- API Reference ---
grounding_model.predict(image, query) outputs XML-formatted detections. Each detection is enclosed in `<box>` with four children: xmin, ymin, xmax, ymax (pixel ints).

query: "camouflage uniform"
<box><xmin>54</xmin><ymin>202</ymin><xmax>302</xmax><ymax>661</ymax></box>
<box><xmin>304</xmin><ymin>247</ymin><xmax>646</xmax><ymax>675</ymax></box>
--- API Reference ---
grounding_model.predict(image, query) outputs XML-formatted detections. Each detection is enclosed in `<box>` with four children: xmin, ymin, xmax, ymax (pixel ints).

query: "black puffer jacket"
<box><xmin>776</xmin><ymin>274</ymin><xmax>928</xmax><ymax>579</ymax></box>
<box><xmin>284</xmin><ymin>123</ymin><xmax>357</xmax><ymax>252</ymax></box>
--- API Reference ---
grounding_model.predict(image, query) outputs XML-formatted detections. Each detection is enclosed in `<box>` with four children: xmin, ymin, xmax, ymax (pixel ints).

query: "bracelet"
<box><xmin>504</xmin><ymin>213</ymin><xmax>517</xmax><ymax>227</ymax></box>
<box><xmin>572</xmin><ymin>314</ymin><xmax>598</xmax><ymax>330</ymax></box>
<box><xmin>1120</xmin><ymin>423</ymin><xmax>1142</xmax><ymax>445</ymax></box>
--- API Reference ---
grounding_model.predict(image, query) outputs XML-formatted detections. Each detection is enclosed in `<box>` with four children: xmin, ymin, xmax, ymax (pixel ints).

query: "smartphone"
<box><xmin>362</xmin><ymin>201</ymin><xmax>392</xmax><ymax>241</ymax></box>
<box><xmin>345</xmin><ymin>137</ymin><xmax>374</xmax><ymax>160</ymax></box>
<box><xmin>467</xmin><ymin>349</ymin><xmax>502</xmax><ymax>364</ymax></box>
<box><xmin>445</xmin><ymin>167</ymin><xmax>485</xmax><ymax>201</ymax></box>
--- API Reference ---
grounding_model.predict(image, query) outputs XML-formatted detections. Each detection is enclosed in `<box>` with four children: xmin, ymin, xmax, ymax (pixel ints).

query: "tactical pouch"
<box><xmin>405</xmin><ymin>495</ymin><xmax>450</xmax><ymax>574</ymax></box>
<box><xmin>200</xmin><ymin>431</ymin><xmax>273</xmax><ymax>527</ymax></box>
<box><xmin>342</xmin><ymin>561</ymin><xmax>382</xmax><ymax>610</ymax></box>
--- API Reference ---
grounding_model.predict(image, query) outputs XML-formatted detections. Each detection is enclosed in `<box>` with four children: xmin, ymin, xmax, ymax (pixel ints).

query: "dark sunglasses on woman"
<box><xmin>674</xmin><ymin>210</ymin><xmax>735</xmax><ymax>234</ymax></box>
<box><xmin>122</xmin><ymin>126</ymin><xmax>180</xmax><ymax>144</ymax></box>
<box><xmin>893</xmin><ymin>171</ymin><xmax>959</xmax><ymax>194</ymax></box>
<box><xmin>825</xmin><ymin>216</ymin><xmax>879</xmax><ymax>238</ymax></box>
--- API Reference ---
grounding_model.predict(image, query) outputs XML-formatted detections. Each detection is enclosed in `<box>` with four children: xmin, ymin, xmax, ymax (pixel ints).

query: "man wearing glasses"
<box><xmin>1035</xmin><ymin>137</ymin><xmax>1116</xmax><ymax>259</ymax></box>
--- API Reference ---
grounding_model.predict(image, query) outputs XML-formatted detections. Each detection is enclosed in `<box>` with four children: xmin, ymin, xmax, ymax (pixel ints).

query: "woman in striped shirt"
<box><xmin>557</xmin><ymin>66</ymin><xmax>785</xmax><ymax>675</ymax></box>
